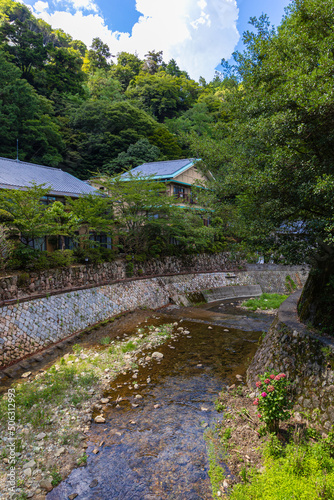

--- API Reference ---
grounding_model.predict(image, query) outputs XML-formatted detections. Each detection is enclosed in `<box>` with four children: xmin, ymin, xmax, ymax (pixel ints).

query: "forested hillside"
<box><xmin>0</xmin><ymin>0</ymin><xmax>230</xmax><ymax>179</ymax></box>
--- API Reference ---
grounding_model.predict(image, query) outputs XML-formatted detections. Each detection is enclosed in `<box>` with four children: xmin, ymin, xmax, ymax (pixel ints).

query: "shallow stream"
<box><xmin>47</xmin><ymin>302</ymin><xmax>274</xmax><ymax>500</ymax></box>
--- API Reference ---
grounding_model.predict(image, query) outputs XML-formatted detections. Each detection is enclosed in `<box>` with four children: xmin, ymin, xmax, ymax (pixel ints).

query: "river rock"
<box><xmin>68</xmin><ymin>494</ymin><xmax>78</xmax><ymax>500</ymax></box>
<box><xmin>23</xmin><ymin>459</ymin><xmax>36</xmax><ymax>469</ymax></box>
<box><xmin>89</xmin><ymin>479</ymin><xmax>98</xmax><ymax>488</ymax></box>
<box><xmin>93</xmin><ymin>448</ymin><xmax>99</xmax><ymax>454</ymax></box>
<box><xmin>55</xmin><ymin>447</ymin><xmax>65</xmax><ymax>457</ymax></box>
<box><xmin>94</xmin><ymin>415</ymin><xmax>106</xmax><ymax>423</ymax></box>
<box><xmin>40</xmin><ymin>480</ymin><xmax>53</xmax><ymax>492</ymax></box>
<box><xmin>36</xmin><ymin>433</ymin><xmax>46</xmax><ymax>440</ymax></box>
<box><xmin>24</xmin><ymin>468</ymin><xmax>32</xmax><ymax>477</ymax></box>
<box><xmin>152</xmin><ymin>352</ymin><xmax>164</xmax><ymax>359</ymax></box>
<box><xmin>22</xmin><ymin>371</ymin><xmax>32</xmax><ymax>378</ymax></box>
<box><xmin>100</xmin><ymin>398</ymin><xmax>110</xmax><ymax>404</ymax></box>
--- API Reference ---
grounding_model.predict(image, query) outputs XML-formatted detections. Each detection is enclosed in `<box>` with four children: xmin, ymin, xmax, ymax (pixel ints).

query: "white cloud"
<box><xmin>26</xmin><ymin>0</ymin><xmax>240</xmax><ymax>81</ymax></box>
<box><xmin>70</xmin><ymin>0</ymin><xmax>98</xmax><ymax>13</ymax></box>
<box><xmin>33</xmin><ymin>1</ymin><xmax>49</xmax><ymax>13</ymax></box>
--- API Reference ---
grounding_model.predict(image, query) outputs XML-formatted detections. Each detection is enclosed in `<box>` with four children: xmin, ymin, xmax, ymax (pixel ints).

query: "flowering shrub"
<box><xmin>254</xmin><ymin>372</ymin><xmax>292</xmax><ymax>433</ymax></box>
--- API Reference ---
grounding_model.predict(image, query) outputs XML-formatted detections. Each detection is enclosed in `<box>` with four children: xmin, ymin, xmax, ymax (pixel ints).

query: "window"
<box><xmin>173</xmin><ymin>185</ymin><xmax>185</xmax><ymax>197</ymax></box>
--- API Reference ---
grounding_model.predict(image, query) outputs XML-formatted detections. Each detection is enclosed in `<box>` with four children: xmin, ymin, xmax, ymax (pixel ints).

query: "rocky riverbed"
<box><xmin>0</xmin><ymin>302</ymin><xmax>275</xmax><ymax>499</ymax></box>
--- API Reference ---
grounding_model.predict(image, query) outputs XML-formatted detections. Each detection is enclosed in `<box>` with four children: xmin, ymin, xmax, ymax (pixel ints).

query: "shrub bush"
<box><xmin>253</xmin><ymin>372</ymin><xmax>292</xmax><ymax>433</ymax></box>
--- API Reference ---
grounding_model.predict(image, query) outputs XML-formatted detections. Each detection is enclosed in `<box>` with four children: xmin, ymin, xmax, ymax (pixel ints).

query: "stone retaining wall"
<box><xmin>0</xmin><ymin>267</ymin><xmax>308</xmax><ymax>370</ymax></box>
<box><xmin>0</xmin><ymin>253</ymin><xmax>239</xmax><ymax>303</ymax></box>
<box><xmin>247</xmin><ymin>291</ymin><xmax>334</xmax><ymax>430</ymax></box>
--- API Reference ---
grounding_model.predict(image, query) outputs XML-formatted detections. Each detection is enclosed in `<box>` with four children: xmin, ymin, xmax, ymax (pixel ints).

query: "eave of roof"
<box><xmin>0</xmin><ymin>156</ymin><xmax>98</xmax><ymax>197</ymax></box>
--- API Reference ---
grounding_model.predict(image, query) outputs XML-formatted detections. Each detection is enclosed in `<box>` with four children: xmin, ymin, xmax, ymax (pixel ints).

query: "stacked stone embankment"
<box><xmin>247</xmin><ymin>290</ymin><xmax>334</xmax><ymax>430</ymax></box>
<box><xmin>0</xmin><ymin>253</ymin><xmax>238</xmax><ymax>303</ymax></box>
<box><xmin>0</xmin><ymin>261</ymin><xmax>308</xmax><ymax>370</ymax></box>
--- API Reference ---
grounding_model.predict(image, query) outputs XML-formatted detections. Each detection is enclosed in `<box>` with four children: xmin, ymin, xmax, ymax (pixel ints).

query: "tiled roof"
<box><xmin>122</xmin><ymin>158</ymin><xmax>196</xmax><ymax>179</ymax></box>
<box><xmin>0</xmin><ymin>157</ymin><xmax>97</xmax><ymax>197</ymax></box>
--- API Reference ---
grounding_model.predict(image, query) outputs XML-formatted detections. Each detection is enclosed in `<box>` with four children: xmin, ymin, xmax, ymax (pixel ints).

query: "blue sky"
<box><xmin>23</xmin><ymin>0</ymin><xmax>291</xmax><ymax>81</ymax></box>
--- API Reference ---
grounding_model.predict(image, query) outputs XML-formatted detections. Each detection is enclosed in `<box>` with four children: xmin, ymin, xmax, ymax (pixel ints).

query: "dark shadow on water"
<box><xmin>47</xmin><ymin>304</ymin><xmax>270</xmax><ymax>500</ymax></box>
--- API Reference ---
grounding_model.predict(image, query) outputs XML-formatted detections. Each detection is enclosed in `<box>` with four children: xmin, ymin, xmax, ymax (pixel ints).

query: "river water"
<box><xmin>47</xmin><ymin>301</ymin><xmax>274</xmax><ymax>500</ymax></box>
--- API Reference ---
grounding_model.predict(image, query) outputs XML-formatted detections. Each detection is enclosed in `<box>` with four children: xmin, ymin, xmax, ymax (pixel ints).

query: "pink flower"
<box><xmin>253</xmin><ymin>398</ymin><xmax>259</xmax><ymax>405</ymax></box>
<box><xmin>275</xmin><ymin>375</ymin><xmax>281</xmax><ymax>381</ymax></box>
<box><xmin>256</xmin><ymin>381</ymin><xmax>262</xmax><ymax>388</ymax></box>
<box><xmin>268</xmin><ymin>385</ymin><xmax>274</xmax><ymax>392</ymax></box>
<box><xmin>280</xmin><ymin>373</ymin><xmax>286</xmax><ymax>378</ymax></box>
<box><xmin>261</xmin><ymin>392</ymin><xmax>267</xmax><ymax>398</ymax></box>
<box><xmin>270</xmin><ymin>374</ymin><xmax>275</xmax><ymax>380</ymax></box>
<box><xmin>258</xmin><ymin>414</ymin><xmax>262</xmax><ymax>418</ymax></box>
<box><xmin>264</xmin><ymin>378</ymin><xmax>270</xmax><ymax>384</ymax></box>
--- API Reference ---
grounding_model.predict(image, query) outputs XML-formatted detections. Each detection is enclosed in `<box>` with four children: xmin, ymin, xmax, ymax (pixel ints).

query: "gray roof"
<box><xmin>122</xmin><ymin>158</ymin><xmax>197</xmax><ymax>179</ymax></box>
<box><xmin>0</xmin><ymin>157</ymin><xmax>97</xmax><ymax>197</ymax></box>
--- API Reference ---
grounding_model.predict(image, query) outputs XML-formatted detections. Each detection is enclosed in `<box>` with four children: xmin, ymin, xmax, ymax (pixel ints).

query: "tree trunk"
<box><xmin>298</xmin><ymin>244</ymin><xmax>334</xmax><ymax>333</ymax></box>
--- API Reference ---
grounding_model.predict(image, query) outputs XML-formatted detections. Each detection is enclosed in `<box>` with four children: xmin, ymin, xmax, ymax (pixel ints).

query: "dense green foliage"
<box><xmin>0</xmin><ymin>179</ymin><xmax>219</xmax><ymax>271</ymax></box>
<box><xmin>230</xmin><ymin>433</ymin><xmax>334</xmax><ymax>500</ymax></box>
<box><xmin>192</xmin><ymin>1</ymin><xmax>334</xmax><ymax>265</ymax></box>
<box><xmin>0</xmin><ymin>0</ymin><xmax>227</xmax><ymax>178</ymax></box>
<box><xmin>1</xmin><ymin>0</ymin><xmax>333</xmax><ymax>330</ymax></box>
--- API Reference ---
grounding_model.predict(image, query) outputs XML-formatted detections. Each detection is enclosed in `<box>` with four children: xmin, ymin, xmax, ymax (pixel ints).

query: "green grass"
<box><xmin>0</xmin><ymin>365</ymin><xmax>98</xmax><ymax>428</ymax></box>
<box><xmin>205</xmin><ymin>435</ymin><xmax>226</xmax><ymax>499</ymax></box>
<box><xmin>0</xmin><ymin>322</ymin><xmax>177</xmax><ymax>431</ymax></box>
<box><xmin>100</xmin><ymin>336</ymin><xmax>111</xmax><ymax>345</ymax></box>
<box><xmin>242</xmin><ymin>293</ymin><xmax>288</xmax><ymax>311</ymax></box>
<box><xmin>121</xmin><ymin>340</ymin><xmax>137</xmax><ymax>353</ymax></box>
<box><xmin>230</xmin><ymin>436</ymin><xmax>334</xmax><ymax>500</ymax></box>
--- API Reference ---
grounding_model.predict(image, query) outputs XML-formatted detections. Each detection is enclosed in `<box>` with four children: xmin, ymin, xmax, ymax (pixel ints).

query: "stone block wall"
<box><xmin>247</xmin><ymin>291</ymin><xmax>334</xmax><ymax>431</ymax></box>
<box><xmin>0</xmin><ymin>267</ymin><xmax>309</xmax><ymax>370</ymax></box>
<box><xmin>0</xmin><ymin>253</ymin><xmax>239</xmax><ymax>303</ymax></box>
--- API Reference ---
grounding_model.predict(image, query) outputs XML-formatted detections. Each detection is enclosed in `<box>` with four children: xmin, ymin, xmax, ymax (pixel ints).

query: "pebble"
<box><xmin>152</xmin><ymin>352</ymin><xmax>164</xmax><ymax>359</ymax></box>
<box><xmin>54</xmin><ymin>447</ymin><xmax>65</xmax><ymax>457</ymax></box>
<box><xmin>89</xmin><ymin>479</ymin><xmax>98</xmax><ymax>488</ymax></box>
<box><xmin>23</xmin><ymin>460</ymin><xmax>36</xmax><ymax>470</ymax></box>
<box><xmin>100</xmin><ymin>398</ymin><xmax>110</xmax><ymax>404</ymax></box>
<box><xmin>22</xmin><ymin>371</ymin><xmax>32</xmax><ymax>378</ymax></box>
<box><xmin>36</xmin><ymin>433</ymin><xmax>46</xmax><ymax>440</ymax></box>
<box><xmin>94</xmin><ymin>415</ymin><xmax>106</xmax><ymax>423</ymax></box>
<box><xmin>208</xmin><ymin>326</ymin><xmax>213</xmax><ymax>330</ymax></box>
<box><xmin>68</xmin><ymin>494</ymin><xmax>78</xmax><ymax>500</ymax></box>
<box><xmin>93</xmin><ymin>448</ymin><xmax>99</xmax><ymax>454</ymax></box>
<box><xmin>40</xmin><ymin>480</ymin><xmax>53</xmax><ymax>492</ymax></box>
<box><xmin>135</xmin><ymin>395</ymin><xmax>143</xmax><ymax>399</ymax></box>
<box><xmin>24</xmin><ymin>468</ymin><xmax>32</xmax><ymax>477</ymax></box>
